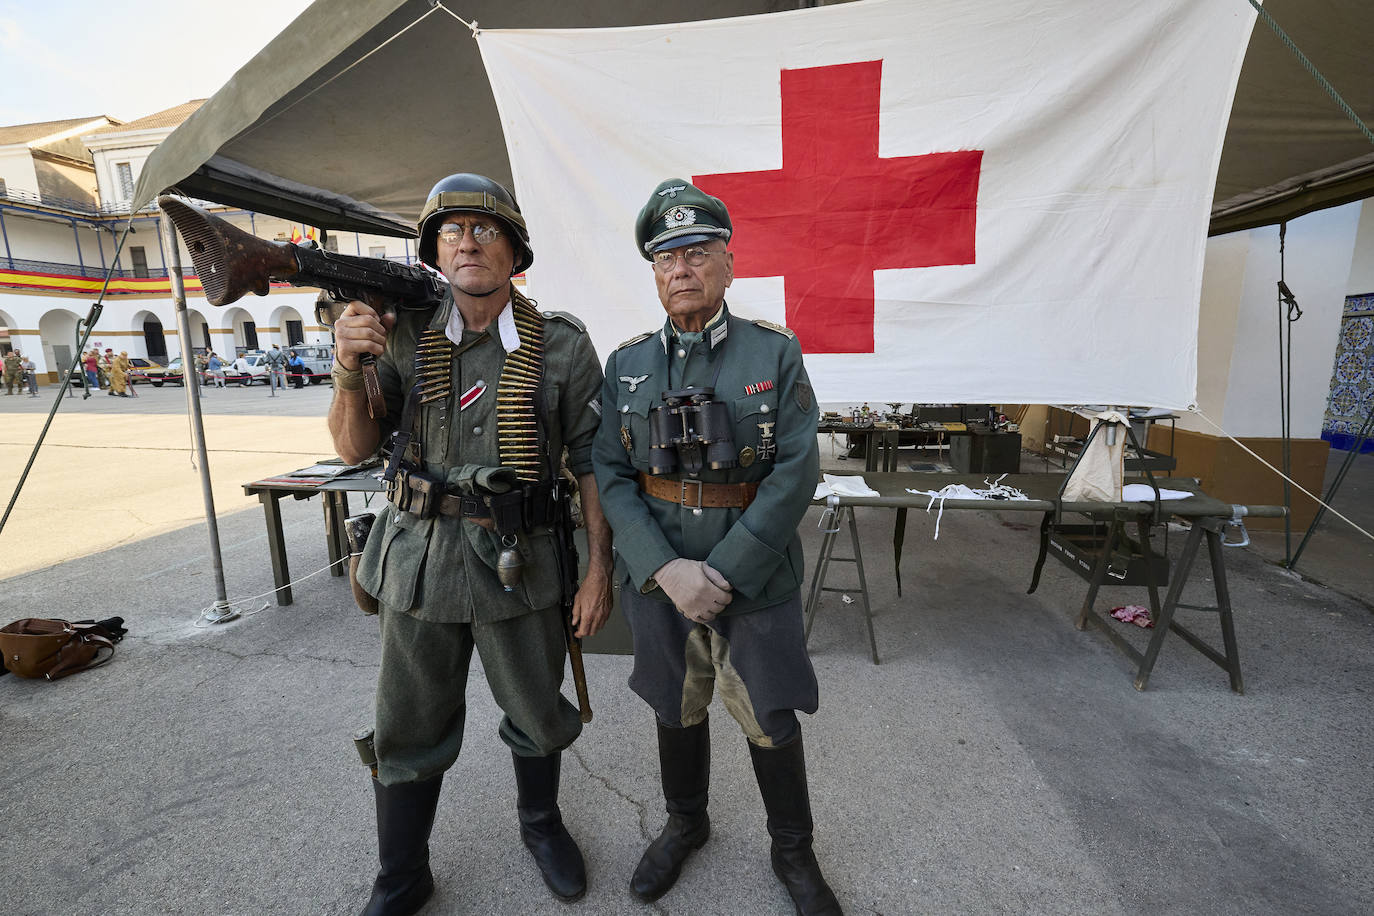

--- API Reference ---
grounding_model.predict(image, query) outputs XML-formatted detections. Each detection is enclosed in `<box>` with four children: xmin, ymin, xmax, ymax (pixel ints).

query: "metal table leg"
<box><xmin>323</xmin><ymin>491</ymin><xmax>350</xmax><ymax>577</ymax></box>
<box><xmin>804</xmin><ymin>506</ymin><xmax>880</xmax><ymax>664</ymax></box>
<box><xmin>259</xmin><ymin>491</ymin><xmax>293</xmax><ymax>606</ymax></box>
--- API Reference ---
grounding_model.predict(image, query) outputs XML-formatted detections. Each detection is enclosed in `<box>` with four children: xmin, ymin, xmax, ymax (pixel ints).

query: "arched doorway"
<box><xmin>143</xmin><ymin>314</ymin><xmax>168</xmax><ymax>362</ymax></box>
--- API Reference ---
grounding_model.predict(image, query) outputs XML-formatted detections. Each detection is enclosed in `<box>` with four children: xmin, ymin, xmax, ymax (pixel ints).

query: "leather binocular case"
<box><xmin>345</xmin><ymin>512</ymin><xmax>380</xmax><ymax>614</ymax></box>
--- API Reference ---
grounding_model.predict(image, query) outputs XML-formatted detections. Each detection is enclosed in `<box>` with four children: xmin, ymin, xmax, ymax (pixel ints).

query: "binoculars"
<box><xmin>648</xmin><ymin>387</ymin><xmax>736</xmax><ymax>475</ymax></box>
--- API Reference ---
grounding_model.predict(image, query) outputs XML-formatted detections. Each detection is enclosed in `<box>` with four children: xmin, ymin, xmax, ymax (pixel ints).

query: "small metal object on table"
<box><xmin>242</xmin><ymin>465</ymin><xmax>383</xmax><ymax>606</ymax></box>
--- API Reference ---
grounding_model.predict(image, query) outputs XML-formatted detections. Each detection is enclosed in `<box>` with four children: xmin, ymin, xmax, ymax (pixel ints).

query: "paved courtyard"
<box><xmin>2</xmin><ymin>383</ymin><xmax>1372</xmax><ymax>915</ymax></box>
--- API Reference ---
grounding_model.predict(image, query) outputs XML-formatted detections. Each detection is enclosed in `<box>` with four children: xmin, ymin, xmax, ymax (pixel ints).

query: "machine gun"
<box><xmin>157</xmin><ymin>195</ymin><xmax>444</xmax><ymax>418</ymax></box>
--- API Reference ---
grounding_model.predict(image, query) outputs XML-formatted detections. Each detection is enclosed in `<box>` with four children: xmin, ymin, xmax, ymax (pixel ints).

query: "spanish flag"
<box><xmin>290</xmin><ymin>225</ymin><xmax>303</xmax><ymax>244</ymax></box>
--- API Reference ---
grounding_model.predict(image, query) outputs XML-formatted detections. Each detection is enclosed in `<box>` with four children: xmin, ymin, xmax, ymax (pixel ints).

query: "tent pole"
<box><xmin>1290</xmin><ymin>403</ymin><xmax>1374</xmax><ymax>571</ymax></box>
<box><xmin>160</xmin><ymin>212</ymin><xmax>239</xmax><ymax>624</ymax></box>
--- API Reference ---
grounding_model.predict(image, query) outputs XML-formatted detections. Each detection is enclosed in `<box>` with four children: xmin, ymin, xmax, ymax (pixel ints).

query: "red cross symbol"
<box><xmin>694</xmin><ymin>60</ymin><xmax>983</xmax><ymax>354</ymax></box>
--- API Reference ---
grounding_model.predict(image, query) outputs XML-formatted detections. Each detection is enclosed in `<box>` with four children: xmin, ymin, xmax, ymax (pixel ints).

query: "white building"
<box><xmin>0</xmin><ymin>101</ymin><xmax>419</xmax><ymax>381</ymax></box>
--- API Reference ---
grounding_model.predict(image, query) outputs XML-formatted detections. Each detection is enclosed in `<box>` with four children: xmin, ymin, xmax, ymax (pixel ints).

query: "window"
<box><xmin>129</xmin><ymin>246</ymin><xmax>149</xmax><ymax>279</ymax></box>
<box><xmin>324</xmin><ymin>235</ymin><xmax>338</xmax><ymax>253</ymax></box>
<box><xmin>242</xmin><ymin>322</ymin><xmax>258</xmax><ymax>350</ymax></box>
<box><xmin>369</xmin><ymin>245</ymin><xmax>387</xmax><ymax>259</ymax></box>
<box><xmin>115</xmin><ymin>162</ymin><xmax>134</xmax><ymax>201</ymax></box>
<box><xmin>286</xmin><ymin>320</ymin><xmax>303</xmax><ymax>345</ymax></box>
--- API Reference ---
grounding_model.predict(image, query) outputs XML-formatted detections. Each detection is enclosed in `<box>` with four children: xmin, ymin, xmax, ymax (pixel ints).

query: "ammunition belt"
<box><xmin>637</xmin><ymin>472</ymin><xmax>760</xmax><ymax>510</ymax></box>
<box><xmin>388</xmin><ymin>467</ymin><xmax>555</xmax><ymax>528</ymax></box>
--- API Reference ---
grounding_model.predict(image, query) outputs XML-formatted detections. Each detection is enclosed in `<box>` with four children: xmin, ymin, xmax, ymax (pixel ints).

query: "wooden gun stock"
<box><xmin>158</xmin><ymin>195</ymin><xmax>442</xmax><ymax>418</ymax></box>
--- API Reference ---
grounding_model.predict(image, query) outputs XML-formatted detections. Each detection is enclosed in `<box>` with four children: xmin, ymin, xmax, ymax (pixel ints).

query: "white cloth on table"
<box><xmin>904</xmin><ymin>474</ymin><xmax>1029</xmax><ymax>540</ymax></box>
<box><xmin>1122</xmin><ymin>483</ymin><xmax>1194</xmax><ymax>502</ymax></box>
<box><xmin>813</xmin><ymin>474</ymin><xmax>880</xmax><ymax>500</ymax></box>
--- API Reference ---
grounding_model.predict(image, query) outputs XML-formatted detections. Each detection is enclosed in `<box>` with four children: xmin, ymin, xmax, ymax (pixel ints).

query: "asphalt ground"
<box><xmin>2</xmin><ymin>383</ymin><xmax>1372</xmax><ymax>915</ymax></box>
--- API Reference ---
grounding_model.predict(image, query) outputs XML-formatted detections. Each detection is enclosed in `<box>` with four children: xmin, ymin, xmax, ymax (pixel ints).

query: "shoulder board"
<box><xmin>751</xmin><ymin>319</ymin><xmax>795</xmax><ymax>339</ymax></box>
<box><xmin>541</xmin><ymin>310</ymin><xmax>586</xmax><ymax>333</ymax></box>
<box><xmin>617</xmin><ymin>331</ymin><xmax>654</xmax><ymax>349</ymax></box>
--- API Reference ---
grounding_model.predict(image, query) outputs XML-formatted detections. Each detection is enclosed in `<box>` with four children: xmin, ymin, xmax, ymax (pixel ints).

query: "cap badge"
<box><xmin>657</xmin><ymin>185</ymin><xmax>687</xmax><ymax>198</ymax></box>
<box><xmin>663</xmin><ymin>207</ymin><xmax>697</xmax><ymax>229</ymax></box>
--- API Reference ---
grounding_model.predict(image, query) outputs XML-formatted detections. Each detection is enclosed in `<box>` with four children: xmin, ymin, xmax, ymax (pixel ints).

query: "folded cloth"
<box><xmin>1122</xmin><ymin>483</ymin><xmax>1194</xmax><ymax>502</ymax></box>
<box><xmin>1111</xmin><ymin>604</ymin><xmax>1154</xmax><ymax>628</ymax></box>
<box><xmin>814</xmin><ymin>474</ymin><xmax>880</xmax><ymax>500</ymax></box>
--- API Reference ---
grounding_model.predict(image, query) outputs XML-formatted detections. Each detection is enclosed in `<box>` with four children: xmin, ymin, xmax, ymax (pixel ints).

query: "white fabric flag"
<box><xmin>477</xmin><ymin>0</ymin><xmax>1255</xmax><ymax>408</ymax></box>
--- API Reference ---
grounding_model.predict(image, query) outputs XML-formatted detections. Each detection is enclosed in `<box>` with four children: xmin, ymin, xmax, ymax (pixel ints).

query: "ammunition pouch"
<box><xmin>387</xmin><ymin>465</ymin><xmax>555</xmax><ymax>533</ymax></box>
<box><xmin>386</xmin><ymin>467</ymin><xmax>445</xmax><ymax>519</ymax></box>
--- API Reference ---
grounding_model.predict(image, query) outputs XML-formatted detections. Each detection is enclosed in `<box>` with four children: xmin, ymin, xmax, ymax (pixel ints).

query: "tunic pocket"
<box><xmin>732</xmin><ymin>391</ymin><xmax>780</xmax><ymax>465</ymax></box>
<box><xmin>356</xmin><ymin>506</ymin><xmax>433</xmax><ymax>612</ymax></box>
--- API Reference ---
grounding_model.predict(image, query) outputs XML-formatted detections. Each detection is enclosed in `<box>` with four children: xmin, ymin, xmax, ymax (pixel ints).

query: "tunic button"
<box><xmin>676</xmin><ymin>348</ymin><xmax>686</xmax><ymax>358</ymax></box>
<box><xmin>692</xmin><ymin>508</ymin><xmax>703</xmax><ymax>517</ymax></box>
<box><xmin>621</xmin><ymin>404</ymin><xmax>629</xmax><ymax>414</ymax></box>
<box><xmin>475</xmin><ymin>379</ymin><xmax>484</xmax><ymax>388</ymax></box>
<box><xmin>472</xmin><ymin>425</ymin><xmax>483</xmax><ymax>435</ymax></box>
<box><xmin>760</xmin><ymin>403</ymin><xmax>770</xmax><ymax>413</ymax></box>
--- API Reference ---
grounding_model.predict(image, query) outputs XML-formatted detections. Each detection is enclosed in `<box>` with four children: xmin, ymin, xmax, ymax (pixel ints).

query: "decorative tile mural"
<box><xmin>1322</xmin><ymin>293</ymin><xmax>1374</xmax><ymax>453</ymax></box>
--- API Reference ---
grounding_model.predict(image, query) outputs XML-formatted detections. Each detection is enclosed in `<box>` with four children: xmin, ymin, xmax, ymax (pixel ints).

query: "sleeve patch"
<box><xmin>589</xmin><ymin>398</ymin><xmax>602</xmax><ymax>417</ymax></box>
<box><xmin>794</xmin><ymin>381</ymin><xmax>813</xmax><ymax>412</ymax></box>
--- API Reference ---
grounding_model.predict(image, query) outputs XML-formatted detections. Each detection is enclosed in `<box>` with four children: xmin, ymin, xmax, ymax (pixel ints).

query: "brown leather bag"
<box><xmin>0</xmin><ymin>618</ymin><xmax>117</xmax><ymax>680</ymax></box>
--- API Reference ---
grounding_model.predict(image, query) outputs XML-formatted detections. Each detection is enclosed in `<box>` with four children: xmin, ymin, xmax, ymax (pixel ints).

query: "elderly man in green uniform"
<box><xmin>3</xmin><ymin>349</ymin><xmax>21</xmax><ymax>395</ymax></box>
<box><xmin>329</xmin><ymin>173</ymin><xmax>613</xmax><ymax>916</ymax></box>
<box><xmin>593</xmin><ymin>180</ymin><xmax>841</xmax><ymax>915</ymax></box>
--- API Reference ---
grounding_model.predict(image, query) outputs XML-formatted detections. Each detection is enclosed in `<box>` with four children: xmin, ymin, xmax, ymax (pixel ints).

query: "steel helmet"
<box><xmin>416</xmin><ymin>173</ymin><xmax>533</xmax><ymax>274</ymax></box>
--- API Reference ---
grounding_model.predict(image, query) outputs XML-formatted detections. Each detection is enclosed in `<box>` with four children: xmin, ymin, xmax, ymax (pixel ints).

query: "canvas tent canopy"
<box><xmin>131</xmin><ymin>0</ymin><xmax>1374</xmax><ymax>239</ymax></box>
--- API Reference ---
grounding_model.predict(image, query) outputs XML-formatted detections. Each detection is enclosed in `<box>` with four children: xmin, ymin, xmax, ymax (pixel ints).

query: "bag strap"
<box><xmin>45</xmin><ymin>632</ymin><xmax>115</xmax><ymax>681</ymax></box>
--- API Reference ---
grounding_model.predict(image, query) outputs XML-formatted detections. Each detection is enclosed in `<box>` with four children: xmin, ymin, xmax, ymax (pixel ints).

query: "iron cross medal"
<box><xmin>757</xmin><ymin>421</ymin><xmax>777</xmax><ymax>461</ymax></box>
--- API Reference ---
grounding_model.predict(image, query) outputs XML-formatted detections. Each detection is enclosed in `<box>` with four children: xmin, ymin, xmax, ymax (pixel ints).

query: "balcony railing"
<box><xmin>0</xmin><ymin>184</ymin><xmax>163</xmax><ymax>218</ymax></box>
<box><xmin>0</xmin><ymin>256</ymin><xmax>169</xmax><ymax>279</ymax></box>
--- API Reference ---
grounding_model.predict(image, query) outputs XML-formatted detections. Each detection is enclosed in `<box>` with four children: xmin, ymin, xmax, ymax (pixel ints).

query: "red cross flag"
<box><xmin>477</xmin><ymin>0</ymin><xmax>1256</xmax><ymax>408</ymax></box>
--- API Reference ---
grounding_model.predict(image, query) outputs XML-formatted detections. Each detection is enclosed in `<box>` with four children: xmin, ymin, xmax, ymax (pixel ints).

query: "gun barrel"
<box><xmin>159</xmin><ymin>196</ymin><xmax>300</xmax><ymax>306</ymax></box>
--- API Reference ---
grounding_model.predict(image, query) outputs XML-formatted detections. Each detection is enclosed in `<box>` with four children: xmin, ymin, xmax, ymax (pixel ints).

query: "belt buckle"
<box><xmin>679</xmin><ymin>478</ymin><xmax>703</xmax><ymax>509</ymax></box>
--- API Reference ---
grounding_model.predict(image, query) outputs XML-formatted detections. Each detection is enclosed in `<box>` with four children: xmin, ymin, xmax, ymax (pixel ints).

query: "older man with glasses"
<box><xmin>328</xmin><ymin>172</ymin><xmax>613</xmax><ymax>915</ymax></box>
<box><xmin>593</xmin><ymin>179</ymin><xmax>840</xmax><ymax>914</ymax></box>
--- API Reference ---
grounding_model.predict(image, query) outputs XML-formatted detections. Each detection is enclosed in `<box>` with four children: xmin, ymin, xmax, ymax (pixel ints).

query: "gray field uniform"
<box><xmin>356</xmin><ymin>287</ymin><xmax>603</xmax><ymax>784</ymax></box>
<box><xmin>593</xmin><ymin>305</ymin><xmax>821</xmax><ymax>747</ymax></box>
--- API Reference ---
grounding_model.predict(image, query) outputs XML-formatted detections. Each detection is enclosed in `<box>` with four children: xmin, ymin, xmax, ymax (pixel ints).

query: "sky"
<box><xmin>0</xmin><ymin>0</ymin><xmax>315</xmax><ymax>126</ymax></box>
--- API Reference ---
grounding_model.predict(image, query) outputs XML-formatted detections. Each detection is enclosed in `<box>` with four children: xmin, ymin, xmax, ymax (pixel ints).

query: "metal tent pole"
<box><xmin>160</xmin><ymin>212</ymin><xmax>239</xmax><ymax>624</ymax></box>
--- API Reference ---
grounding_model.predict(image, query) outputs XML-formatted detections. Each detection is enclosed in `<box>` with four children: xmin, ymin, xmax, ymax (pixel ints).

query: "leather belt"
<box><xmin>637</xmin><ymin>472</ymin><xmax>759</xmax><ymax>510</ymax></box>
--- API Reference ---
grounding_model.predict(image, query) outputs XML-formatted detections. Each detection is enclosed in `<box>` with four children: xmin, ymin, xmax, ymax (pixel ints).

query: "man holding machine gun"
<box><xmin>593</xmin><ymin>180</ymin><xmax>841</xmax><ymax>914</ymax></box>
<box><xmin>328</xmin><ymin>173</ymin><xmax>613</xmax><ymax>915</ymax></box>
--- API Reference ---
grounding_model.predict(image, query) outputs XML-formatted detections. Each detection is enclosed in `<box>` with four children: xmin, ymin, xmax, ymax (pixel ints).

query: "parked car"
<box><xmin>130</xmin><ymin>358</ymin><xmax>182</xmax><ymax>387</ymax></box>
<box><xmin>287</xmin><ymin>344</ymin><xmax>334</xmax><ymax>384</ymax></box>
<box><xmin>225</xmin><ymin>351</ymin><xmax>268</xmax><ymax>386</ymax></box>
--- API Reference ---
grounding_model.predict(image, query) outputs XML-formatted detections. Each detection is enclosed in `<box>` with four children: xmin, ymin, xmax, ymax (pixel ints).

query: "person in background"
<box><xmin>3</xmin><ymin>349</ymin><xmax>21</xmax><ymax>395</ymax></box>
<box><xmin>264</xmin><ymin>343</ymin><xmax>288</xmax><ymax>396</ymax></box>
<box><xmin>286</xmin><ymin>349</ymin><xmax>307</xmax><ymax>388</ymax></box>
<box><xmin>83</xmin><ymin>349</ymin><xmax>100</xmax><ymax>389</ymax></box>
<box><xmin>21</xmin><ymin>353</ymin><xmax>38</xmax><ymax>397</ymax></box>
<box><xmin>207</xmin><ymin>352</ymin><xmax>226</xmax><ymax>388</ymax></box>
<box><xmin>108</xmin><ymin>351</ymin><xmax>132</xmax><ymax>397</ymax></box>
<box><xmin>232</xmin><ymin>352</ymin><xmax>252</xmax><ymax>386</ymax></box>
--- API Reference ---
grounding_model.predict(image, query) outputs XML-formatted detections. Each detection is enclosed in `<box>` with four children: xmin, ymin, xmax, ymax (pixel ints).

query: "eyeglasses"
<box><xmin>437</xmin><ymin>220</ymin><xmax>502</xmax><ymax>246</ymax></box>
<box><xmin>651</xmin><ymin>246</ymin><xmax>720</xmax><ymax>272</ymax></box>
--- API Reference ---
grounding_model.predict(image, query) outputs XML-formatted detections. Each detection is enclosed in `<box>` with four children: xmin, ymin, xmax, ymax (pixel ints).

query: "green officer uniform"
<box><xmin>596</xmin><ymin>178</ymin><xmax>841</xmax><ymax>915</ymax></box>
<box><xmin>593</xmin><ymin>305</ymin><xmax>821</xmax><ymax>743</ymax></box>
<box><xmin>356</xmin><ymin>285</ymin><xmax>604</xmax><ymax>783</ymax></box>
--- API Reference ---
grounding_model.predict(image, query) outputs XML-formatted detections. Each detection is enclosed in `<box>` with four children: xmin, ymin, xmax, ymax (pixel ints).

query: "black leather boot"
<box><xmin>512</xmin><ymin>751</ymin><xmax>587</xmax><ymax>901</ymax></box>
<box><xmin>748</xmin><ymin>734</ymin><xmax>843</xmax><ymax>916</ymax></box>
<box><xmin>630</xmin><ymin>717</ymin><xmax>711</xmax><ymax>901</ymax></box>
<box><xmin>361</xmin><ymin>774</ymin><xmax>442</xmax><ymax>916</ymax></box>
